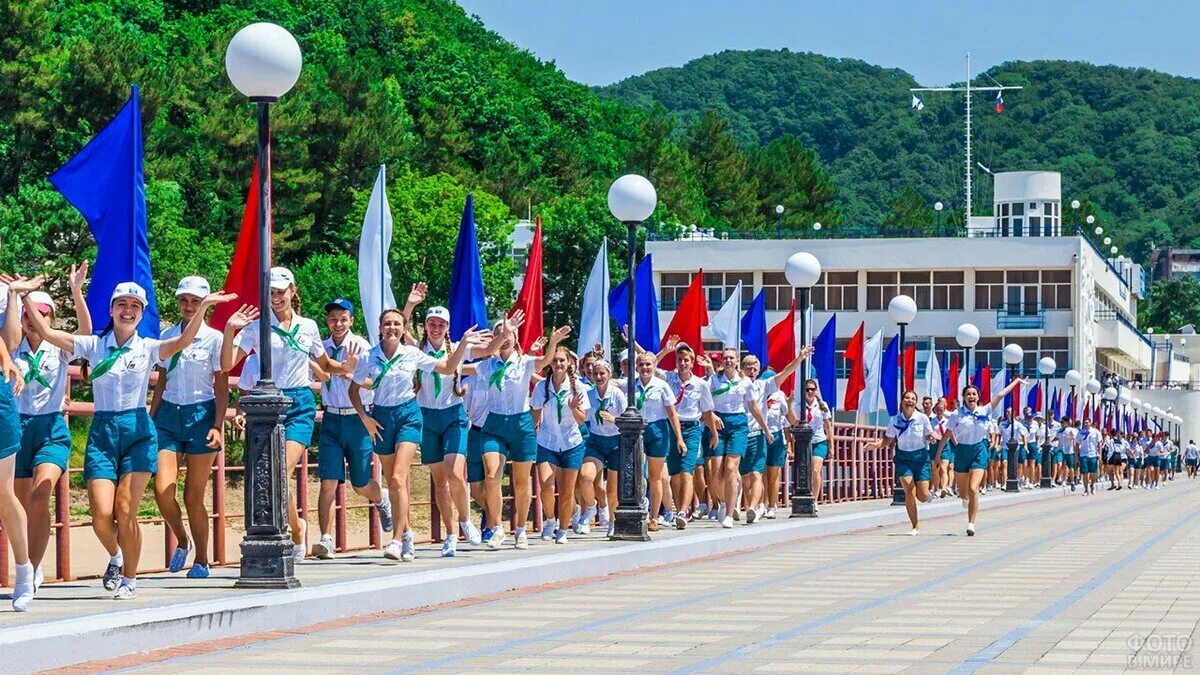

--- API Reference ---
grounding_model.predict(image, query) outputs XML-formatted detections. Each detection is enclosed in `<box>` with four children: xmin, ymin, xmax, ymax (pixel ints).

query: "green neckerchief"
<box><xmin>711</xmin><ymin>375</ymin><xmax>734</xmax><ymax>397</ymax></box>
<box><xmin>271</xmin><ymin>324</ymin><xmax>306</xmax><ymax>354</ymax></box>
<box><xmin>635</xmin><ymin>381</ymin><xmax>649</xmax><ymax>410</ymax></box>
<box><xmin>21</xmin><ymin>350</ymin><xmax>51</xmax><ymax>388</ymax></box>
<box><xmin>162</xmin><ymin>351</ymin><xmax>183</xmax><ymax>383</ymax></box>
<box><xmin>324</xmin><ymin>342</ymin><xmax>345</xmax><ymax>391</ymax></box>
<box><xmin>554</xmin><ymin>388</ymin><xmax>569</xmax><ymax>422</ymax></box>
<box><xmin>370</xmin><ymin>352</ymin><xmax>404</xmax><ymax>391</ymax></box>
<box><xmin>419</xmin><ymin>348</ymin><xmax>447</xmax><ymax>397</ymax></box>
<box><xmin>90</xmin><ymin>345</ymin><xmax>132</xmax><ymax>382</ymax></box>
<box><xmin>488</xmin><ymin>358</ymin><xmax>512</xmax><ymax>391</ymax></box>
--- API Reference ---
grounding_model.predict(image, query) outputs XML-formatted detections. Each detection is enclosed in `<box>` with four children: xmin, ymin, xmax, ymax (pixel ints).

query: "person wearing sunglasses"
<box><xmin>786</xmin><ymin>377</ymin><xmax>835</xmax><ymax>511</ymax></box>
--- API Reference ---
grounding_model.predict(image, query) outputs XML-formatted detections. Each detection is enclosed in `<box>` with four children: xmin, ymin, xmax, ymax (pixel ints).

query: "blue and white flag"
<box><xmin>708</xmin><ymin>281</ymin><xmax>742</xmax><ymax>349</ymax></box>
<box><xmin>357</xmin><ymin>165</ymin><xmax>396</xmax><ymax>343</ymax></box>
<box><xmin>578</xmin><ymin>240</ymin><xmax>610</xmax><ymax>363</ymax></box>
<box><xmin>911</xmin><ymin>94</ymin><xmax>925</xmax><ymax>111</ymax></box>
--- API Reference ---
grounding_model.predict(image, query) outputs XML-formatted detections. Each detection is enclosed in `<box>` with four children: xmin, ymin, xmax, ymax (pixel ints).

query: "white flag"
<box><xmin>911</xmin><ymin>94</ymin><xmax>925</xmax><ymax>111</ymax></box>
<box><xmin>358</xmin><ymin>166</ymin><xmax>396</xmax><ymax>344</ymax></box>
<box><xmin>860</xmin><ymin>329</ymin><xmax>884</xmax><ymax>413</ymax></box>
<box><xmin>578</xmin><ymin>240</ymin><xmax>611</xmax><ymax>363</ymax></box>
<box><xmin>990</xmin><ymin>369</ymin><xmax>1008</xmax><ymax>419</ymax></box>
<box><xmin>709</xmin><ymin>281</ymin><xmax>742</xmax><ymax>349</ymax></box>
<box><xmin>925</xmin><ymin>348</ymin><xmax>943</xmax><ymax>401</ymax></box>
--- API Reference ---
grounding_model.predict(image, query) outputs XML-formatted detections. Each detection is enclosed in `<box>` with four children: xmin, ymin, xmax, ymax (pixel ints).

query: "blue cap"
<box><xmin>324</xmin><ymin>298</ymin><xmax>353</xmax><ymax>314</ymax></box>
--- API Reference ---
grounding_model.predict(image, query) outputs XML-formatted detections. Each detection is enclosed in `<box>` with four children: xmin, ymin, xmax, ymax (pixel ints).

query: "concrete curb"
<box><xmin>4</xmin><ymin>488</ymin><xmax>1065</xmax><ymax>672</ymax></box>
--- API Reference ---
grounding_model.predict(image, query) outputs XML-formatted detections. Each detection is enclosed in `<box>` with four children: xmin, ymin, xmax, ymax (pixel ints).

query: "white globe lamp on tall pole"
<box><xmin>784</xmin><ymin>251</ymin><xmax>822</xmax><ymax>517</ymax></box>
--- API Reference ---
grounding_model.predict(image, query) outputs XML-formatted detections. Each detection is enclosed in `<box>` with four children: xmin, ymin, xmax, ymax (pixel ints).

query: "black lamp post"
<box><xmin>887</xmin><ymin>295</ymin><xmax>917</xmax><ymax>506</ymax></box>
<box><xmin>775</xmin><ymin>204</ymin><xmax>784</xmax><ymax>240</ymax></box>
<box><xmin>608</xmin><ymin>174</ymin><xmax>657</xmax><ymax>541</ymax></box>
<box><xmin>226</xmin><ymin>22</ymin><xmax>303</xmax><ymax>589</ymax></box>
<box><xmin>1003</xmin><ymin>344</ymin><xmax>1023</xmax><ymax>493</ymax></box>
<box><xmin>1065</xmin><ymin>369</ymin><xmax>1082</xmax><ymax>487</ymax></box>
<box><xmin>785</xmin><ymin>252</ymin><xmax>821</xmax><ymax>517</ymax></box>
<box><xmin>934</xmin><ymin>201</ymin><xmax>944</xmax><ymax>234</ymax></box>
<box><xmin>1038</xmin><ymin>357</ymin><xmax>1056</xmax><ymax>488</ymax></box>
<box><xmin>956</xmin><ymin>323</ymin><xmax>980</xmax><ymax>403</ymax></box>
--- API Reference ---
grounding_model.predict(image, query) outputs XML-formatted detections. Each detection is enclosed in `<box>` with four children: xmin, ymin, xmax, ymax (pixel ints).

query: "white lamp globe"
<box><xmin>607</xmin><ymin>175</ymin><xmax>657</xmax><ymax>222</ymax></box>
<box><xmin>1065</xmin><ymin>369</ymin><xmax>1082</xmax><ymax>388</ymax></box>
<box><xmin>813</xmin><ymin>222</ymin><xmax>822</xmax><ymax>231</ymax></box>
<box><xmin>1118</xmin><ymin>389</ymin><xmax>1131</xmax><ymax>406</ymax></box>
<box><xmin>1103</xmin><ymin>386</ymin><xmax>1117</xmax><ymax>401</ymax></box>
<box><xmin>1085</xmin><ymin>378</ymin><xmax>1101</xmax><ymax>395</ymax></box>
<box><xmin>956</xmin><ymin>323</ymin><xmax>980</xmax><ymax>348</ymax></box>
<box><xmin>225</xmin><ymin>23</ymin><xmax>303</xmax><ymax>100</ymax></box>
<box><xmin>1131</xmin><ymin>397</ymin><xmax>1142</xmax><ymax>409</ymax></box>
<box><xmin>935</xmin><ymin>201</ymin><xmax>944</xmax><ymax>211</ymax></box>
<box><xmin>888</xmin><ymin>295</ymin><xmax>918</xmax><ymax>325</ymax></box>
<box><xmin>784</xmin><ymin>252</ymin><xmax>822</xmax><ymax>289</ymax></box>
<box><xmin>1111</xmin><ymin>246</ymin><xmax>1119</xmax><ymax>255</ymax></box>
<box><xmin>1087</xmin><ymin>215</ymin><xmax>1096</xmax><ymax>225</ymax></box>
<box><xmin>775</xmin><ymin>204</ymin><xmax>785</xmax><ymax>215</ymax></box>
<box><xmin>1038</xmin><ymin>357</ymin><xmax>1056</xmax><ymax>376</ymax></box>
<box><xmin>1002</xmin><ymin>343</ymin><xmax>1024</xmax><ymax>365</ymax></box>
<box><xmin>1071</xmin><ymin>199</ymin><xmax>1081</xmax><ymax>209</ymax></box>
<box><xmin>1103</xmin><ymin>237</ymin><xmax>1112</xmax><ymax>246</ymax></box>
<box><xmin>1182</xmin><ymin>338</ymin><xmax>1189</xmax><ymax>347</ymax></box>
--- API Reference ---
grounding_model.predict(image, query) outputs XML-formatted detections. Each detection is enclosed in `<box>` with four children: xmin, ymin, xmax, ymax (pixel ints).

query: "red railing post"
<box><xmin>368</xmin><ymin>454</ymin><xmax>381</xmax><ymax>548</ymax></box>
<box><xmin>335</xmin><ymin>482</ymin><xmax>347</xmax><ymax>552</ymax></box>
<box><xmin>429</xmin><ymin>473</ymin><xmax>442</xmax><ymax>543</ymax></box>
<box><xmin>55</xmin><ymin>469</ymin><xmax>72</xmax><ymax>581</ymax></box>
<box><xmin>213</xmin><ymin>447</ymin><xmax>227</xmax><ymax>565</ymax></box>
<box><xmin>0</xmin><ymin>516</ymin><xmax>8</xmax><ymax>588</ymax></box>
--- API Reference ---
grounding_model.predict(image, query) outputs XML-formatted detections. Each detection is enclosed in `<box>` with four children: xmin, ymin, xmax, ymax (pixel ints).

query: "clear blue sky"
<box><xmin>455</xmin><ymin>0</ymin><xmax>1200</xmax><ymax>86</ymax></box>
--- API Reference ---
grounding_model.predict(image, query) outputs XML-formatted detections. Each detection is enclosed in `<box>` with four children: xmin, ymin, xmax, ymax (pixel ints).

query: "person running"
<box><xmin>348</xmin><ymin>309</ymin><xmax>485</xmax><ymax>561</ymax></box>
<box><xmin>580</xmin><ymin>358</ymin><xmax>626</xmax><ymax>536</ymax></box>
<box><xmin>148</xmin><ymin>276</ymin><xmax>229</xmax><ymax>579</ymax></box>
<box><xmin>1185</xmin><ymin>439</ymin><xmax>1198</xmax><ymax>478</ymax></box>
<box><xmin>786</xmin><ymin>377</ymin><xmax>835</xmax><ymax>509</ymax></box>
<box><xmin>2</xmin><ymin>264</ymin><xmax>90</xmax><ymax>595</ymax></box>
<box><xmin>869</xmin><ymin>390</ymin><xmax>938</xmax><ymax>535</ymax></box>
<box><xmin>18</xmin><ymin>276</ymin><xmax>232</xmax><ymax>599</ymax></box>
<box><xmin>701</xmin><ymin>348</ymin><xmax>771</xmax><ymax>528</ymax></box>
<box><xmin>937</xmin><ymin>379</ymin><xmax>1022</xmax><ymax>536</ymax></box>
<box><xmin>531</xmin><ymin>344</ymin><xmax>590</xmax><ymax>544</ymax></box>
<box><xmin>1077</xmin><ymin>418</ymin><xmax>1101</xmax><ymax>495</ymax></box>
<box><xmin>928</xmin><ymin>397</ymin><xmax>952</xmax><ymax>498</ymax></box>
<box><xmin>660</xmin><ymin>342</ymin><xmax>714</xmax><ymax>529</ymax></box>
<box><xmin>220</xmin><ymin>267</ymin><xmax>357</xmax><ymax>563</ymax></box>
<box><xmin>310</xmin><ymin>298</ymin><xmax>393</xmax><ymax>560</ymax></box>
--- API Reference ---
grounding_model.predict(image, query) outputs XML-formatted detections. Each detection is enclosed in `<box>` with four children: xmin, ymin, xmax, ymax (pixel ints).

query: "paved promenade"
<box><xmin>27</xmin><ymin>479</ymin><xmax>1198</xmax><ymax>673</ymax></box>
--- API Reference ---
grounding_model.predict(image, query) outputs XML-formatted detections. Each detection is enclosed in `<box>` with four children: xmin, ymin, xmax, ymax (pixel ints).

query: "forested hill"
<box><xmin>601</xmin><ymin>49</ymin><xmax>1200</xmax><ymax>261</ymax></box>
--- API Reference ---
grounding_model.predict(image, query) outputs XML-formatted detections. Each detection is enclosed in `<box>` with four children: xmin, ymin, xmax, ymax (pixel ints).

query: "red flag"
<box><xmin>210</xmin><ymin>160</ymin><xmax>266</xmax><ymax>333</ymax></box>
<box><xmin>902</xmin><ymin>343</ymin><xmax>916</xmax><ymax>392</ymax></box>
<box><xmin>947</xmin><ymin>355</ymin><xmax>959</xmax><ymax>403</ymax></box>
<box><xmin>1082</xmin><ymin>401</ymin><xmax>1090</xmax><ymax>425</ymax></box>
<box><xmin>659</xmin><ymin>270</ymin><xmax>708</xmax><ymax>373</ymax></box>
<box><xmin>978</xmin><ymin>364</ymin><xmax>991</xmax><ymax>405</ymax></box>
<box><xmin>509</xmin><ymin>216</ymin><xmax>544</xmax><ymax>353</ymax></box>
<box><xmin>766</xmin><ymin>298</ymin><xmax>797</xmax><ymax>395</ymax></box>
<box><xmin>842</xmin><ymin>322</ymin><xmax>866</xmax><ymax>411</ymax></box>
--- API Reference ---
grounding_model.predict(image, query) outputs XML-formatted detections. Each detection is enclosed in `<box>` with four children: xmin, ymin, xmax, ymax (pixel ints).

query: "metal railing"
<box><xmin>996</xmin><ymin>302</ymin><xmax>1046</xmax><ymax>330</ymax></box>
<box><xmin>1094</xmin><ymin>308</ymin><xmax>1154</xmax><ymax>349</ymax></box>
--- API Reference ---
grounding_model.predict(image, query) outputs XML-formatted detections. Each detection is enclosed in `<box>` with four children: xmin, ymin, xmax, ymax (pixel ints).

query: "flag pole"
<box><xmin>379</xmin><ymin>164</ymin><xmax>386</xmax><ymax>315</ymax></box>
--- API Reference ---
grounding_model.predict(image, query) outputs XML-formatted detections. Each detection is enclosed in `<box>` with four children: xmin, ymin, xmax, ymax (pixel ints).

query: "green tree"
<box><xmin>1139</xmin><ymin>277</ymin><xmax>1200</xmax><ymax>334</ymax></box>
<box><xmin>878</xmin><ymin>187</ymin><xmax>936</xmax><ymax>237</ymax></box>
<box><xmin>687</xmin><ymin>109</ymin><xmax>757</xmax><ymax>230</ymax></box>
<box><xmin>748</xmin><ymin>135</ymin><xmax>841</xmax><ymax>232</ymax></box>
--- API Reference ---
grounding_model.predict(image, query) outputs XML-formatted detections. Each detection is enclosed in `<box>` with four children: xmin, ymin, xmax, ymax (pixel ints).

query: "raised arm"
<box><xmin>159</xmin><ymin>293</ymin><xmax>237</xmax><ymax>361</ymax></box>
<box><xmin>534</xmin><ymin>325</ymin><xmax>571</xmax><ymax>372</ymax></box>
<box><xmin>656</xmin><ymin>335</ymin><xmax>679</xmax><ymax>364</ymax></box>
<box><xmin>13</xmin><ymin>277</ymin><xmax>75</xmax><ymax>353</ymax></box>
<box><xmin>772</xmin><ymin>345</ymin><xmax>816</xmax><ymax>386</ymax></box>
<box><xmin>433</xmin><ymin>326</ymin><xmax>489</xmax><ymax>375</ymax></box>
<box><xmin>220</xmin><ymin>304</ymin><xmax>258</xmax><ymax>373</ymax></box>
<box><xmin>68</xmin><ymin>262</ymin><xmax>92</xmax><ymax>335</ymax></box>
<box><xmin>985</xmin><ymin>377</ymin><xmax>1024</xmax><ymax>412</ymax></box>
<box><xmin>400</xmin><ymin>282</ymin><xmax>427</xmax><ymax>324</ymax></box>
<box><xmin>1</xmin><ymin>283</ymin><xmax>20</xmax><ymax>352</ymax></box>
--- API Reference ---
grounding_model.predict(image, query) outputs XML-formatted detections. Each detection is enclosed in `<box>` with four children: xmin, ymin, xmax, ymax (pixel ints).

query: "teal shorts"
<box><xmin>702</xmin><ymin>425</ymin><xmax>719</xmax><ymax>458</ymax></box>
<box><xmin>17</xmin><ymin>412</ymin><xmax>71</xmax><ymax>478</ymax></box>
<box><xmin>895</xmin><ymin>448</ymin><xmax>931</xmax><ymax>481</ymax></box>
<box><xmin>714</xmin><ymin>412</ymin><xmax>748</xmax><ymax>458</ymax></box>
<box><xmin>1063</xmin><ymin>454</ymin><xmax>1077</xmax><ymax>469</ymax></box>
<box><xmin>1017</xmin><ymin>447</ymin><xmax>1029</xmax><ymax>463</ymax></box>
<box><xmin>667</xmin><ymin>421</ymin><xmax>702</xmax><ymax>475</ymax></box>
<box><xmin>1187</xmin><ymin>458</ymin><xmax>1198</xmax><ymax>468</ymax></box>
<box><xmin>85</xmin><ymin>408</ymin><xmax>157</xmax><ymax>480</ymax></box>
<box><xmin>643</xmin><ymin>418</ymin><xmax>671</xmax><ymax>459</ymax></box>
<box><xmin>467</xmin><ymin>425</ymin><xmax>486</xmax><ymax>483</ymax></box>
<box><xmin>281</xmin><ymin>387</ymin><xmax>317</xmax><ymax>446</ymax></box>
<box><xmin>1052</xmin><ymin>450</ymin><xmax>1064</xmax><ymax>464</ymax></box>
<box><xmin>317</xmin><ymin>412</ymin><xmax>374</xmax><ymax>487</ymax></box>
<box><xmin>585</xmin><ymin>433</ymin><xmax>621</xmax><ymax>471</ymax></box>
<box><xmin>481</xmin><ymin>411</ymin><xmax>536</xmax><ymax>462</ymax></box>
<box><xmin>812</xmin><ymin>440</ymin><xmax>829</xmax><ymax>459</ymax></box>
<box><xmin>1079</xmin><ymin>456</ymin><xmax>1099</xmax><ymax>474</ymax></box>
<box><xmin>537</xmin><ymin>443</ymin><xmax>584</xmax><ymax>470</ymax></box>
<box><xmin>372</xmin><ymin>399</ymin><xmax>423</xmax><ymax>454</ymax></box>
<box><xmin>1144</xmin><ymin>456</ymin><xmax>1158</xmax><ymax>469</ymax></box>
<box><xmin>739</xmin><ymin>434</ymin><xmax>767</xmax><ymax>475</ymax></box>
<box><xmin>420</xmin><ymin>404</ymin><xmax>468</xmax><ymax>464</ymax></box>
<box><xmin>0</xmin><ymin>378</ymin><xmax>20</xmax><ymax>461</ymax></box>
<box><xmin>766</xmin><ymin>432</ymin><xmax>788</xmax><ymax>468</ymax></box>
<box><xmin>155</xmin><ymin>399</ymin><xmax>217</xmax><ymax>455</ymax></box>
<box><xmin>953</xmin><ymin>440</ymin><xmax>989</xmax><ymax>473</ymax></box>
<box><xmin>1027</xmin><ymin>443</ymin><xmax>1040</xmax><ymax>462</ymax></box>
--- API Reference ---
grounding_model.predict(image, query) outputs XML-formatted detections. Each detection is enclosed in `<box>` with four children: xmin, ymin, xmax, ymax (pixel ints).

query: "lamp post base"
<box><xmin>235</xmin><ymin>386</ymin><xmax>301</xmax><ymax>589</ymax></box>
<box><xmin>789</xmin><ymin>424</ymin><xmax>816</xmax><ymax>517</ymax></box>
<box><xmin>1040</xmin><ymin>443</ymin><xmax>1053</xmax><ymax>489</ymax></box>
<box><xmin>1005</xmin><ymin>442</ymin><xmax>1020</xmax><ymax>493</ymax></box>
<box><xmin>611</xmin><ymin>408</ymin><xmax>649</xmax><ymax>541</ymax></box>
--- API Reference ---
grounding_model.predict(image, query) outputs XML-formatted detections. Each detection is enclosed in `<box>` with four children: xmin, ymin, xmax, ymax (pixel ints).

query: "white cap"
<box><xmin>110</xmin><ymin>282</ymin><xmax>148</xmax><ymax>307</ymax></box>
<box><xmin>426</xmin><ymin>306</ymin><xmax>450</xmax><ymax>323</ymax></box>
<box><xmin>619</xmin><ymin>349</ymin><xmax>631</xmax><ymax>362</ymax></box>
<box><xmin>175</xmin><ymin>276</ymin><xmax>211</xmax><ymax>298</ymax></box>
<box><xmin>269</xmin><ymin>267</ymin><xmax>295</xmax><ymax>290</ymax></box>
<box><xmin>28</xmin><ymin>291</ymin><xmax>55</xmax><ymax>313</ymax></box>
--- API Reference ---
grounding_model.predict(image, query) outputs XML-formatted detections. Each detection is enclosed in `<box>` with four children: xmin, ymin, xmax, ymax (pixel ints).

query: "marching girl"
<box><xmin>220</xmin><ymin>267</ymin><xmax>356</xmax><ymax>562</ymax></box>
<box><xmin>998</xmin><ymin>411</ymin><xmax>1029</xmax><ymax>488</ymax></box>
<box><xmin>868</xmin><ymin>390</ymin><xmax>938</xmax><ymax>535</ymax></box>
<box><xmin>660</xmin><ymin>341</ymin><xmax>715</xmax><ymax>529</ymax></box>
<box><xmin>18</xmin><ymin>276</ymin><xmax>233</xmax><ymax>598</ymax></box>
<box><xmin>1021</xmin><ymin>408</ymin><xmax>1039</xmax><ymax>489</ymax></box>
<box><xmin>0</xmin><ymin>289</ymin><xmax>32</xmax><ymax>610</ymax></box>
<box><xmin>1185</xmin><ymin>439</ymin><xmax>1198</xmax><ymax>478</ymax></box>
<box><xmin>531</xmin><ymin>344</ymin><xmax>590</xmax><ymax>544</ymax></box>
<box><xmin>760</xmin><ymin>385</ymin><xmax>790</xmax><ymax>519</ymax></box>
<box><xmin>1127</xmin><ymin>430</ymin><xmax>1144</xmax><ymax>488</ymax></box>
<box><xmin>473</xmin><ymin>315</ymin><xmax>563</xmax><ymax>550</ymax></box>
<box><xmin>986</xmin><ymin>417</ymin><xmax>1003</xmax><ymax>492</ymax></box>
<box><xmin>1056</xmin><ymin>417</ymin><xmax>1078</xmax><ymax>490</ymax></box>
<box><xmin>311</xmin><ymin>299</ymin><xmax>391</xmax><ymax>560</ymax></box>
<box><xmin>929</xmin><ymin>398</ymin><xmax>952</xmax><ymax>498</ymax></box>
<box><xmin>147</xmin><ymin>277</ymin><xmax>228</xmax><ymax>578</ymax></box>
<box><xmin>1104</xmin><ymin>431</ymin><xmax>1127</xmax><ymax>490</ymax></box>
<box><xmin>630</xmin><ymin>350</ymin><xmax>687</xmax><ymax>532</ymax></box>
<box><xmin>937</xmin><ymin>379</ymin><xmax>1022</xmax><ymax>536</ymax></box>
<box><xmin>348</xmin><ymin>309</ymin><xmax>485</xmax><ymax>561</ymax></box>
<box><xmin>1077</xmin><ymin>418</ymin><xmax>1101</xmax><ymax>494</ymax></box>
<box><xmin>580</xmin><ymin>358</ymin><xmax>626</xmax><ymax>537</ymax></box>
<box><xmin>701</xmin><ymin>348</ymin><xmax>770</xmax><ymax>529</ymax></box>
<box><xmin>786</xmin><ymin>378</ymin><xmax>835</xmax><ymax>511</ymax></box>
<box><xmin>2</xmin><ymin>264</ymin><xmax>90</xmax><ymax>595</ymax></box>
<box><xmin>739</xmin><ymin>352</ymin><xmax>809</xmax><ymax>523</ymax></box>
<box><xmin>461</xmin><ymin>370</ymin><xmax>491</xmax><ymax>538</ymax></box>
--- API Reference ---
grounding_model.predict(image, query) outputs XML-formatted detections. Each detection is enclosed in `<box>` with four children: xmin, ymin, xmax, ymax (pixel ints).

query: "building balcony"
<box><xmin>996</xmin><ymin>302</ymin><xmax>1046</xmax><ymax>330</ymax></box>
<box><xmin>1095</xmin><ymin>309</ymin><xmax>1153</xmax><ymax>369</ymax></box>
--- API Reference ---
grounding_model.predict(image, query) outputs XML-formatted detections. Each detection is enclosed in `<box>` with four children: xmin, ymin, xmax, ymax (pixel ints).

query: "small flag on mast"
<box><xmin>911</xmin><ymin>94</ymin><xmax>925</xmax><ymax>111</ymax></box>
<box><xmin>994</xmin><ymin>91</ymin><xmax>1004</xmax><ymax>114</ymax></box>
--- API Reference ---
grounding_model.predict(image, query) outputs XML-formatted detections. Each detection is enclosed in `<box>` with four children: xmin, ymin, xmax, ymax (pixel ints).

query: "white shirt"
<box><xmin>462</xmin><ymin>373</ymin><xmax>490</xmax><ymax>427</ymax></box>
<box><xmin>792</xmin><ymin>399</ymin><xmax>831</xmax><ymax>443</ymax></box>
<box><xmin>929</xmin><ymin>413</ymin><xmax>948</xmax><ymax>442</ymax></box>
<box><xmin>234</xmin><ymin>314</ymin><xmax>324</xmax><ymax>390</ymax></box>
<box><xmin>746</xmin><ymin>377</ymin><xmax>779</xmax><ymax>435</ymax></box>
<box><xmin>416</xmin><ymin>341</ymin><xmax>469</xmax><ymax>410</ymax></box>
<box><xmin>74</xmin><ymin>332</ymin><xmax>163</xmax><ymax>412</ymax></box>
<box><xmin>322</xmin><ymin>333</ymin><xmax>372</xmax><ymax>408</ymax></box>
<box><xmin>633</xmin><ymin>376</ymin><xmax>675</xmax><ymax>423</ymax></box>
<box><xmin>353</xmin><ymin>344</ymin><xmax>438</xmax><ymax>407</ymax></box>
<box><xmin>238</xmin><ymin>352</ymin><xmax>259</xmax><ymax>392</ymax></box>
<box><xmin>1027</xmin><ymin>420</ymin><xmax>1046</xmax><ymax>444</ymax></box>
<box><xmin>946</xmin><ymin>406</ymin><xmax>994</xmax><ymax>445</ymax></box>
<box><xmin>762</xmin><ymin>391</ymin><xmax>789</xmax><ymax>434</ymax></box>
<box><xmin>158</xmin><ymin>323</ymin><xmax>223</xmax><ymax>406</ymax></box>
<box><xmin>15</xmin><ymin>338</ymin><xmax>71</xmax><ymax>415</ymax></box>
<box><xmin>1106</xmin><ymin>438</ymin><xmax>1127</xmax><ymax>458</ymax></box>
<box><xmin>999</xmin><ymin>420</ymin><xmax>1028</xmax><ymax>445</ymax></box>
<box><xmin>1077</xmin><ymin>428</ymin><xmax>1100</xmax><ymax>457</ymax></box>
<box><xmin>474</xmin><ymin>353</ymin><xmax>537</xmax><ymax>416</ymax></box>
<box><xmin>1056</xmin><ymin>426</ymin><xmax>1078</xmax><ymax>454</ymax></box>
<box><xmin>587</xmin><ymin>383</ymin><xmax>627</xmax><ymax>437</ymax></box>
<box><xmin>663</xmin><ymin>371</ymin><xmax>714</xmax><ymax>422</ymax></box>
<box><xmin>531</xmin><ymin>377</ymin><xmax>590</xmax><ymax>451</ymax></box>
<box><xmin>1186</xmin><ymin>443</ymin><xmax>1198</xmax><ymax>459</ymax></box>
<box><xmin>886</xmin><ymin>410</ymin><xmax>935</xmax><ymax>452</ymax></box>
<box><xmin>709</xmin><ymin>372</ymin><xmax>755</xmax><ymax>415</ymax></box>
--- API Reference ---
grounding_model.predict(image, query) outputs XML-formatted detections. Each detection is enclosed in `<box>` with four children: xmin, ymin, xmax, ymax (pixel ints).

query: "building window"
<box><xmin>762</xmin><ymin>272</ymin><xmax>795</xmax><ymax>310</ymax></box>
<box><xmin>813</xmin><ymin>271</ymin><xmax>858</xmax><ymax>311</ymax></box>
<box><xmin>659</xmin><ymin>273</ymin><xmax>693</xmax><ymax>311</ymax></box>
<box><xmin>866</xmin><ymin>271</ymin><xmax>898</xmax><ymax>310</ymax></box>
<box><xmin>975</xmin><ymin>271</ymin><xmax>1005</xmax><ymax>310</ymax></box>
<box><xmin>703</xmin><ymin>272</ymin><xmax>753</xmax><ymax>310</ymax></box>
<box><xmin>932</xmin><ymin>271</ymin><xmax>965</xmax><ymax>310</ymax></box>
<box><xmin>1041</xmin><ymin>270</ymin><xmax>1072</xmax><ymax>309</ymax></box>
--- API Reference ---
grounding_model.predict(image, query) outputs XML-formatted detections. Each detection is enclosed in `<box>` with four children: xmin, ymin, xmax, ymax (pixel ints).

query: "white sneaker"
<box><xmin>113</xmin><ymin>583</ymin><xmax>138</xmax><ymax>600</ymax></box>
<box><xmin>312</xmin><ymin>534</ymin><xmax>334</xmax><ymax>560</ymax></box>
<box><xmin>606</xmin><ymin>521</ymin><xmax>615</xmax><ymax>537</ymax></box>
<box><xmin>291</xmin><ymin>543</ymin><xmax>305</xmax><ymax>562</ymax></box>
<box><xmin>732</xmin><ymin>508</ymin><xmax>741</xmax><ymax>522</ymax></box>
<box><xmin>540</xmin><ymin>519</ymin><xmax>557</xmax><ymax>541</ymax></box>
<box><xmin>908</xmin><ymin>528</ymin><xmax>920</xmax><ymax>536</ymax></box>
<box><xmin>765</xmin><ymin>507</ymin><xmax>777</xmax><ymax>520</ymax></box>
<box><xmin>33</xmin><ymin>565</ymin><xmax>44</xmax><ymax>594</ymax></box>
<box><xmin>721</xmin><ymin>516</ymin><xmax>734</xmax><ymax>529</ymax></box>
<box><xmin>486</xmin><ymin>528</ymin><xmax>506</xmax><ymax>550</ymax></box>
<box><xmin>12</xmin><ymin>564</ymin><xmax>33</xmax><ymax>612</ymax></box>
<box><xmin>597</xmin><ymin>509</ymin><xmax>610</xmax><ymax>527</ymax></box>
<box><xmin>441</xmin><ymin>535</ymin><xmax>457</xmax><ymax>558</ymax></box>
<box><xmin>462</xmin><ymin>520</ymin><xmax>483</xmax><ymax>546</ymax></box>
<box><xmin>554</xmin><ymin>529</ymin><xmax>568</xmax><ymax>544</ymax></box>
<box><xmin>966</xmin><ymin>522</ymin><xmax>976</xmax><ymax>537</ymax></box>
<box><xmin>514</xmin><ymin>530</ymin><xmax>529</xmax><ymax>549</ymax></box>
<box><xmin>577</xmin><ymin>518</ymin><xmax>591</xmax><ymax>535</ymax></box>
<box><xmin>746</xmin><ymin>507</ymin><xmax>758</xmax><ymax>524</ymax></box>
<box><xmin>384</xmin><ymin>539</ymin><xmax>403</xmax><ymax>560</ymax></box>
<box><xmin>400</xmin><ymin>532</ymin><xmax>416</xmax><ymax>562</ymax></box>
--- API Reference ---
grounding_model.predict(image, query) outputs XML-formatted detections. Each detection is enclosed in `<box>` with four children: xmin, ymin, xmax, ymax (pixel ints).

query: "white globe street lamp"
<box><xmin>785</xmin><ymin>251</ymin><xmax>822</xmax><ymax>517</ymax></box>
<box><xmin>226</xmin><ymin>23</ymin><xmax>303</xmax><ymax>101</ymax></box>
<box><xmin>887</xmin><ymin>294</ymin><xmax>918</xmax><ymax>504</ymax></box>
<box><xmin>1037</xmin><ymin>357</ymin><xmax>1057</xmax><ymax>485</ymax></box>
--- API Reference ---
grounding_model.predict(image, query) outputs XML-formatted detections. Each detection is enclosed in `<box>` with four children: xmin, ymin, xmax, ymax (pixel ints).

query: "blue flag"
<box><xmin>740</xmin><ymin>289</ymin><xmax>767</xmax><ymax>365</ymax></box>
<box><xmin>608</xmin><ymin>254</ymin><xmax>660</xmax><ymax>352</ymax></box>
<box><xmin>448</xmin><ymin>194</ymin><xmax>488</xmax><ymax>341</ymax></box>
<box><xmin>881</xmin><ymin>334</ymin><xmax>899</xmax><ymax>415</ymax></box>
<box><xmin>1051</xmin><ymin>387</ymin><xmax>1062</xmax><ymax>420</ymax></box>
<box><xmin>49</xmin><ymin>85</ymin><xmax>159</xmax><ymax>337</ymax></box>
<box><xmin>940</xmin><ymin>349</ymin><xmax>950</xmax><ymax>398</ymax></box>
<box><xmin>812</xmin><ymin>314</ymin><xmax>837</xmax><ymax>408</ymax></box>
<box><xmin>1026</xmin><ymin>381</ymin><xmax>1040</xmax><ymax>412</ymax></box>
